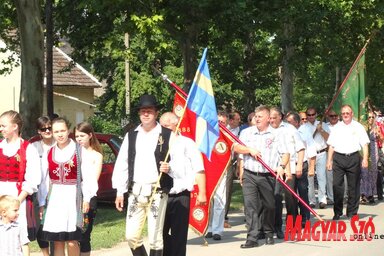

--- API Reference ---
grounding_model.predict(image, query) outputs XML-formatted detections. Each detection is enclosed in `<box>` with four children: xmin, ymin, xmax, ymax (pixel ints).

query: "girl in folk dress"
<box><xmin>0</xmin><ymin>110</ymin><xmax>41</xmax><ymax>256</ymax></box>
<box><xmin>31</xmin><ymin>116</ymin><xmax>55</xmax><ymax>256</ymax></box>
<box><xmin>74</xmin><ymin>122</ymin><xmax>103</xmax><ymax>256</ymax></box>
<box><xmin>40</xmin><ymin>118</ymin><xmax>97</xmax><ymax>256</ymax></box>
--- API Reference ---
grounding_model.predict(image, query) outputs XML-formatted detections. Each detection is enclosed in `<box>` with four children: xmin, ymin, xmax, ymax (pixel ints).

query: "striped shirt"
<box><xmin>0</xmin><ymin>220</ymin><xmax>29</xmax><ymax>256</ymax></box>
<box><xmin>239</xmin><ymin>125</ymin><xmax>288</xmax><ymax>173</ymax></box>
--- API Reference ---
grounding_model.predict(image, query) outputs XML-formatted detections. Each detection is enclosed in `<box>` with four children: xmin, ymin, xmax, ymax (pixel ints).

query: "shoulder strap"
<box><xmin>75</xmin><ymin>143</ymin><xmax>83</xmax><ymax>229</ymax></box>
<box><xmin>17</xmin><ymin>139</ymin><xmax>29</xmax><ymax>194</ymax></box>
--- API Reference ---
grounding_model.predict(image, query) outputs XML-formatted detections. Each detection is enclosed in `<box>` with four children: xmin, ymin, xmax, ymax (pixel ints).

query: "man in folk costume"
<box><xmin>112</xmin><ymin>94</ymin><xmax>173</xmax><ymax>256</ymax></box>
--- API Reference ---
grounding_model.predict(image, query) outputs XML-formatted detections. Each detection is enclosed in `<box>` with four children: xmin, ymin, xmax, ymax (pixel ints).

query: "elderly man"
<box><xmin>159</xmin><ymin>112</ymin><xmax>207</xmax><ymax>256</ymax></box>
<box><xmin>327</xmin><ymin>104</ymin><xmax>369</xmax><ymax>220</ymax></box>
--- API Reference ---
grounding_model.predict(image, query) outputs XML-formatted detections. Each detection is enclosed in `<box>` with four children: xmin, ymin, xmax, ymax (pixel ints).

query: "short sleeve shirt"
<box><xmin>239</xmin><ymin>125</ymin><xmax>288</xmax><ymax>173</ymax></box>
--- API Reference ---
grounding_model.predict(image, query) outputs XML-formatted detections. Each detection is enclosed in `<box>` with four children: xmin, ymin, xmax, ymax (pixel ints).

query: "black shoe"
<box><xmin>319</xmin><ymin>202</ymin><xmax>326</xmax><ymax>209</ymax></box>
<box><xmin>310</xmin><ymin>203</ymin><xmax>316</xmax><ymax>208</ymax></box>
<box><xmin>240</xmin><ymin>240</ymin><xmax>258</xmax><ymax>249</ymax></box>
<box><xmin>266</xmin><ymin>237</ymin><xmax>275</xmax><ymax>245</ymax></box>
<box><xmin>332</xmin><ymin>215</ymin><xmax>341</xmax><ymax>220</ymax></box>
<box><xmin>205</xmin><ymin>232</ymin><xmax>212</xmax><ymax>238</ymax></box>
<box><xmin>256</xmin><ymin>232</ymin><xmax>266</xmax><ymax>240</ymax></box>
<box><xmin>368</xmin><ymin>196</ymin><xmax>375</xmax><ymax>204</ymax></box>
<box><xmin>276</xmin><ymin>230</ymin><xmax>284</xmax><ymax>239</ymax></box>
<box><xmin>360</xmin><ymin>195</ymin><xmax>368</xmax><ymax>204</ymax></box>
<box><xmin>213</xmin><ymin>234</ymin><xmax>221</xmax><ymax>240</ymax></box>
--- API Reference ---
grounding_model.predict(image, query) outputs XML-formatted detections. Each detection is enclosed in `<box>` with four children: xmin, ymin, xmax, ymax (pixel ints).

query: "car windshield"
<box><xmin>110</xmin><ymin>136</ymin><xmax>122</xmax><ymax>150</ymax></box>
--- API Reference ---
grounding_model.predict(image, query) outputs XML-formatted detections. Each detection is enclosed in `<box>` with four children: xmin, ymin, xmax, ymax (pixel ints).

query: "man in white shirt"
<box><xmin>233</xmin><ymin>105</ymin><xmax>289</xmax><ymax>248</ymax></box>
<box><xmin>301</xmin><ymin>107</ymin><xmax>330</xmax><ymax>209</ymax></box>
<box><xmin>326</xmin><ymin>110</ymin><xmax>341</xmax><ymax>203</ymax></box>
<box><xmin>285</xmin><ymin>111</ymin><xmax>317</xmax><ymax>227</ymax></box>
<box><xmin>270</xmin><ymin>107</ymin><xmax>300</xmax><ymax>239</ymax></box>
<box><xmin>327</xmin><ymin>104</ymin><xmax>369</xmax><ymax>220</ymax></box>
<box><xmin>112</xmin><ymin>94</ymin><xmax>173</xmax><ymax>256</ymax></box>
<box><xmin>224</xmin><ymin>111</ymin><xmax>241</xmax><ymax>228</ymax></box>
<box><xmin>159</xmin><ymin>112</ymin><xmax>206</xmax><ymax>256</ymax></box>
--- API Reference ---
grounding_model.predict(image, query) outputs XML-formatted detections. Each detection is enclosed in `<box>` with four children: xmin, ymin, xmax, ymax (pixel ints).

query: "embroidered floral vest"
<box><xmin>47</xmin><ymin>147</ymin><xmax>78</xmax><ymax>185</ymax></box>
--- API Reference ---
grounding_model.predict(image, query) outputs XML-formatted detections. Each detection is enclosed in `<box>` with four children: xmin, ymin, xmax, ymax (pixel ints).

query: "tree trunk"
<box><xmin>180</xmin><ymin>36</ymin><xmax>197</xmax><ymax>93</ymax></box>
<box><xmin>14</xmin><ymin>0</ymin><xmax>44</xmax><ymax>138</ymax></box>
<box><xmin>280</xmin><ymin>21</ymin><xmax>294</xmax><ymax>114</ymax></box>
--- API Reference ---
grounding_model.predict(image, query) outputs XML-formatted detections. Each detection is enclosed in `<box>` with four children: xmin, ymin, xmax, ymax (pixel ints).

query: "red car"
<box><xmin>94</xmin><ymin>133</ymin><xmax>122</xmax><ymax>202</ymax></box>
<box><xmin>29</xmin><ymin>133</ymin><xmax>122</xmax><ymax>203</ymax></box>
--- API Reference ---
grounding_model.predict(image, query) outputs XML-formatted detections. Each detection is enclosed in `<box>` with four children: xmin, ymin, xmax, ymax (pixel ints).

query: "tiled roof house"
<box><xmin>0</xmin><ymin>41</ymin><xmax>101</xmax><ymax>126</ymax></box>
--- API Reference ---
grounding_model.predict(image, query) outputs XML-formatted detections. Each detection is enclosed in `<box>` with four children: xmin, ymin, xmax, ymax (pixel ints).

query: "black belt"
<box><xmin>244</xmin><ymin>169</ymin><xmax>273</xmax><ymax>177</ymax></box>
<box><xmin>168</xmin><ymin>190</ymin><xmax>190</xmax><ymax>197</ymax></box>
<box><xmin>335</xmin><ymin>151</ymin><xmax>359</xmax><ymax>157</ymax></box>
<box><xmin>317</xmin><ymin>148</ymin><xmax>328</xmax><ymax>154</ymax></box>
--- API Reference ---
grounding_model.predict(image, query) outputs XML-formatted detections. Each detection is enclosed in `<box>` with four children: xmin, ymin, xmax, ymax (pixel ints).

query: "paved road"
<box><xmin>89</xmin><ymin>200</ymin><xmax>384</xmax><ymax>256</ymax></box>
<box><xmin>31</xmin><ymin>199</ymin><xmax>384</xmax><ymax>256</ymax></box>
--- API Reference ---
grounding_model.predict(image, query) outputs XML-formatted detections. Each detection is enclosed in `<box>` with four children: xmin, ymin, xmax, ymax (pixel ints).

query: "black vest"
<box><xmin>127</xmin><ymin>126</ymin><xmax>173</xmax><ymax>193</ymax></box>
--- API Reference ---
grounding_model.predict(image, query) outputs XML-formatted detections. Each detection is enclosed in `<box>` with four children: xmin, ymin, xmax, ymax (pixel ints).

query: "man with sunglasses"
<box><xmin>324</xmin><ymin>110</ymin><xmax>341</xmax><ymax>204</ymax></box>
<box><xmin>326</xmin><ymin>104</ymin><xmax>369</xmax><ymax>220</ymax></box>
<box><xmin>301</xmin><ymin>107</ymin><xmax>331</xmax><ymax>209</ymax></box>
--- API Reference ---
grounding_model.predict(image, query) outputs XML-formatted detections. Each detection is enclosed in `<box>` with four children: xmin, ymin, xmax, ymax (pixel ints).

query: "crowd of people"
<box><xmin>1</xmin><ymin>93</ymin><xmax>383</xmax><ymax>255</ymax></box>
<box><xmin>0</xmin><ymin>111</ymin><xmax>102</xmax><ymax>256</ymax></box>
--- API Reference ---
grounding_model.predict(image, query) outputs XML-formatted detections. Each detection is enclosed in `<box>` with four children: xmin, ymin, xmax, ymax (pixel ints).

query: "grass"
<box><xmin>230</xmin><ymin>182</ymin><xmax>244</xmax><ymax>212</ymax></box>
<box><xmin>30</xmin><ymin>184</ymin><xmax>243</xmax><ymax>252</ymax></box>
<box><xmin>30</xmin><ymin>204</ymin><xmax>129</xmax><ymax>252</ymax></box>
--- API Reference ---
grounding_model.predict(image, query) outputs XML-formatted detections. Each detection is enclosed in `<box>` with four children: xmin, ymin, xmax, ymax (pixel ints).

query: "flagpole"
<box><xmin>324</xmin><ymin>38</ymin><xmax>370</xmax><ymax>116</ymax></box>
<box><xmin>132</xmin><ymin>102</ymin><xmax>193</xmax><ymax>249</ymax></box>
<box><xmin>154</xmin><ymin>67</ymin><xmax>323</xmax><ymax>221</ymax></box>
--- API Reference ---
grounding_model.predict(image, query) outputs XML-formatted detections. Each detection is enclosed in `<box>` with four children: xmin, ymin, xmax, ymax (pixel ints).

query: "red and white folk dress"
<box><xmin>40</xmin><ymin>140</ymin><xmax>97</xmax><ymax>241</ymax></box>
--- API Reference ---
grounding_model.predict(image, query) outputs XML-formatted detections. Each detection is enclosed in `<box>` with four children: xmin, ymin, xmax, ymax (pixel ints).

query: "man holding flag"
<box><xmin>234</xmin><ymin>105</ymin><xmax>290</xmax><ymax>248</ymax></box>
<box><xmin>171</xmin><ymin>48</ymin><xmax>234</xmax><ymax>239</ymax></box>
<box><xmin>112</xmin><ymin>94</ymin><xmax>173</xmax><ymax>256</ymax></box>
<box><xmin>159</xmin><ymin>112</ymin><xmax>207</xmax><ymax>256</ymax></box>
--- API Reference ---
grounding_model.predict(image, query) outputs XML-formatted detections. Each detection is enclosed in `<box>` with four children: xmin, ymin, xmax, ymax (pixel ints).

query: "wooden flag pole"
<box><xmin>154</xmin><ymin>67</ymin><xmax>324</xmax><ymax>221</ymax></box>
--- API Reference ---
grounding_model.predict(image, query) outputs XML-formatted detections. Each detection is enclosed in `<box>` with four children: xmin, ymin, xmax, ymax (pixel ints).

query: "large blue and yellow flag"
<box><xmin>185</xmin><ymin>48</ymin><xmax>219</xmax><ymax>160</ymax></box>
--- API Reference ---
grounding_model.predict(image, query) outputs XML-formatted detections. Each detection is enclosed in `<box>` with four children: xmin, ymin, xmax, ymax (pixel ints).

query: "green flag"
<box><xmin>333</xmin><ymin>53</ymin><xmax>366</xmax><ymax>121</ymax></box>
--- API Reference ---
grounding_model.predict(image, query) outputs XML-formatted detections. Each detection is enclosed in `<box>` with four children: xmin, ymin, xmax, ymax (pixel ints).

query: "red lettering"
<box><xmin>337</xmin><ymin>221</ymin><xmax>347</xmax><ymax>241</ymax></box>
<box><xmin>311</xmin><ymin>221</ymin><xmax>321</xmax><ymax>241</ymax></box>
<box><xmin>327</xmin><ymin>221</ymin><xmax>338</xmax><ymax>241</ymax></box>
<box><xmin>285</xmin><ymin>215</ymin><xmax>303</xmax><ymax>241</ymax></box>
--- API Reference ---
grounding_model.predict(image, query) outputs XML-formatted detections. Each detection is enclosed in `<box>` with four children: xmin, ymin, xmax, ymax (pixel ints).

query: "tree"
<box><xmin>14</xmin><ymin>0</ymin><xmax>44</xmax><ymax>137</ymax></box>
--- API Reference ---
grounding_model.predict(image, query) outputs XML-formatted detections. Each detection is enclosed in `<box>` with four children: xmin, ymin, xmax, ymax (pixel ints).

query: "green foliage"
<box><xmin>89</xmin><ymin>115</ymin><xmax>124</xmax><ymax>136</ymax></box>
<box><xmin>1</xmin><ymin>0</ymin><xmax>383</xmax><ymax>123</ymax></box>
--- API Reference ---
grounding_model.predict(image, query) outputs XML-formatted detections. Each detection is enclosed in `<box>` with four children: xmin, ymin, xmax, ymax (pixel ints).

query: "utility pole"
<box><xmin>123</xmin><ymin>32</ymin><xmax>130</xmax><ymax>126</ymax></box>
<box><xmin>46</xmin><ymin>0</ymin><xmax>54</xmax><ymax>118</ymax></box>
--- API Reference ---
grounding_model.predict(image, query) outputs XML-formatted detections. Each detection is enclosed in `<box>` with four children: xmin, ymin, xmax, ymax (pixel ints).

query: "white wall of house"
<box><xmin>0</xmin><ymin>41</ymin><xmax>21</xmax><ymax>113</ymax></box>
<box><xmin>45</xmin><ymin>87</ymin><xmax>95</xmax><ymax>127</ymax></box>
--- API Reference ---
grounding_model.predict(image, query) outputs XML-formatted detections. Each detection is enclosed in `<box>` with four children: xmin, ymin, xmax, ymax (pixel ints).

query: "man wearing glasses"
<box><xmin>326</xmin><ymin>104</ymin><xmax>369</xmax><ymax>220</ymax></box>
<box><xmin>301</xmin><ymin>107</ymin><xmax>330</xmax><ymax>209</ymax></box>
<box><xmin>299</xmin><ymin>112</ymin><xmax>308</xmax><ymax>125</ymax></box>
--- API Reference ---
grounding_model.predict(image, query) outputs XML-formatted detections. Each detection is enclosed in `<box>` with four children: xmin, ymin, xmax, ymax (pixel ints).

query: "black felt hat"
<box><xmin>136</xmin><ymin>94</ymin><xmax>162</xmax><ymax>110</ymax></box>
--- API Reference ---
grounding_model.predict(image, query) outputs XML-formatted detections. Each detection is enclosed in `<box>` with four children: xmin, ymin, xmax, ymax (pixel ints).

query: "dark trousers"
<box><xmin>80</xmin><ymin>197</ymin><xmax>98</xmax><ymax>252</ymax></box>
<box><xmin>377</xmin><ymin>171</ymin><xmax>383</xmax><ymax>200</ymax></box>
<box><xmin>274</xmin><ymin>174</ymin><xmax>297</xmax><ymax>232</ymax></box>
<box><xmin>225</xmin><ymin>161</ymin><xmax>237</xmax><ymax>220</ymax></box>
<box><xmin>163</xmin><ymin>190</ymin><xmax>190</xmax><ymax>256</ymax></box>
<box><xmin>295</xmin><ymin>162</ymin><xmax>310</xmax><ymax>223</ymax></box>
<box><xmin>333</xmin><ymin>152</ymin><xmax>361</xmax><ymax>217</ymax></box>
<box><xmin>243</xmin><ymin>170</ymin><xmax>275</xmax><ymax>242</ymax></box>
